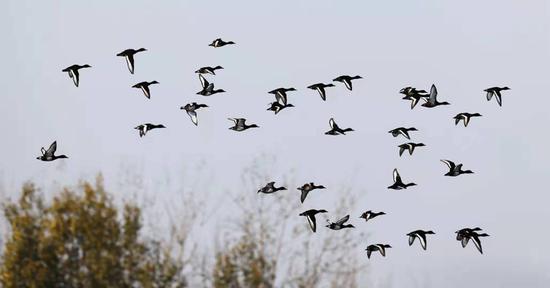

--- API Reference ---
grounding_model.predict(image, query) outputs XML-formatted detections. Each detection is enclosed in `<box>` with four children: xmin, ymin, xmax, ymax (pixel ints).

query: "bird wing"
<box><xmin>329</xmin><ymin>118</ymin><xmax>336</xmax><ymax>130</ymax></box>
<box><xmin>187</xmin><ymin>110</ymin><xmax>198</xmax><ymax>126</ymax></box>
<box><xmin>125</xmin><ymin>55</ymin><xmax>135</xmax><ymax>74</ymax></box>
<box><xmin>335</xmin><ymin>215</ymin><xmax>350</xmax><ymax>225</ymax></box>
<box><xmin>495</xmin><ymin>92</ymin><xmax>502</xmax><ymax>106</ymax></box>
<box><xmin>408</xmin><ymin>235</ymin><xmax>416</xmax><ymax>246</ymax></box>
<box><xmin>71</xmin><ymin>69</ymin><xmax>80</xmax><ymax>87</ymax></box>
<box><xmin>486</xmin><ymin>91</ymin><xmax>493</xmax><ymax>101</ymax></box>
<box><xmin>300</xmin><ymin>190</ymin><xmax>309</xmax><ymax>203</ymax></box>
<box><xmin>461</xmin><ymin>237</ymin><xmax>470</xmax><ymax>248</ymax></box>
<box><xmin>440</xmin><ymin>160</ymin><xmax>455</xmax><ymax>170</ymax></box>
<box><xmin>45</xmin><ymin>141</ymin><xmax>57</xmax><ymax>156</ymax></box>
<box><xmin>343</xmin><ymin>79</ymin><xmax>353</xmax><ymax>91</ymax></box>
<box><xmin>428</xmin><ymin>84</ymin><xmax>438</xmax><ymax>104</ymax></box>
<box><xmin>399</xmin><ymin>130</ymin><xmax>410</xmax><ymax>140</ymax></box>
<box><xmin>378</xmin><ymin>246</ymin><xmax>386</xmax><ymax>257</ymax></box>
<box><xmin>275</xmin><ymin>91</ymin><xmax>287</xmax><ymax>106</ymax></box>
<box><xmin>141</xmin><ymin>85</ymin><xmax>151</xmax><ymax>99</ymax></box>
<box><xmin>399</xmin><ymin>146</ymin><xmax>406</xmax><ymax>157</ymax></box>
<box><xmin>393</xmin><ymin>169</ymin><xmax>401</xmax><ymax>183</ymax></box>
<box><xmin>199</xmin><ymin>74</ymin><xmax>209</xmax><ymax>89</ymax></box>
<box><xmin>317</xmin><ymin>86</ymin><xmax>326</xmax><ymax>101</ymax></box>
<box><xmin>419</xmin><ymin>234</ymin><xmax>427</xmax><ymax>250</ymax></box>
<box><xmin>366</xmin><ymin>249</ymin><xmax>372</xmax><ymax>259</ymax></box>
<box><xmin>471</xmin><ymin>234</ymin><xmax>484</xmax><ymax>254</ymax></box>
<box><xmin>306</xmin><ymin>214</ymin><xmax>317</xmax><ymax>232</ymax></box>
<box><xmin>410</xmin><ymin>96</ymin><xmax>420</xmax><ymax>109</ymax></box>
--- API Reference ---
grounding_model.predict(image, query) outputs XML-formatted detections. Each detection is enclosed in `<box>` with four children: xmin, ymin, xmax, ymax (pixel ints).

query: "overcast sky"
<box><xmin>2</xmin><ymin>0</ymin><xmax>550</xmax><ymax>287</ymax></box>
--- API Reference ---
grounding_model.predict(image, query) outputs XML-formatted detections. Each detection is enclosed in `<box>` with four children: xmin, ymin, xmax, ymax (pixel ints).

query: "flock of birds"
<box><xmin>36</xmin><ymin>37</ymin><xmax>511</xmax><ymax>259</ymax></box>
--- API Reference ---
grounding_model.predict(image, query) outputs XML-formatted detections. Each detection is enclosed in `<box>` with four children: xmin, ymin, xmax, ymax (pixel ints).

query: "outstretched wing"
<box><xmin>335</xmin><ymin>215</ymin><xmax>350</xmax><ymax>225</ymax></box>
<box><xmin>300</xmin><ymin>190</ymin><xmax>309</xmax><ymax>203</ymax></box>
<box><xmin>486</xmin><ymin>91</ymin><xmax>493</xmax><ymax>101</ymax></box>
<box><xmin>306</xmin><ymin>215</ymin><xmax>317</xmax><ymax>232</ymax></box>
<box><xmin>471</xmin><ymin>235</ymin><xmax>483</xmax><ymax>254</ymax></box>
<box><xmin>393</xmin><ymin>169</ymin><xmax>401</xmax><ymax>183</ymax></box>
<box><xmin>317</xmin><ymin>86</ymin><xmax>327</xmax><ymax>101</ymax></box>
<box><xmin>461</xmin><ymin>237</ymin><xmax>470</xmax><ymax>248</ymax></box>
<box><xmin>45</xmin><ymin>141</ymin><xmax>57</xmax><ymax>156</ymax></box>
<box><xmin>399</xmin><ymin>130</ymin><xmax>410</xmax><ymax>139</ymax></box>
<box><xmin>125</xmin><ymin>55</ymin><xmax>135</xmax><ymax>74</ymax></box>
<box><xmin>199</xmin><ymin>74</ymin><xmax>209</xmax><ymax>89</ymax></box>
<box><xmin>343</xmin><ymin>79</ymin><xmax>353</xmax><ymax>91</ymax></box>
<box><xmin>428</xmin><ymin>84</ymin><xmax>437</xmax><ymax>104</ymax></box>
<box><xmin>440</xmin><ymin>159</ymin><xmax>456</xmax><ymax>170</ymax></box>
<box><xmin>71</xmin><ymin>69</ymin><xmax>80</xmax><ymax>87</ymax></box>
<box><xmin>187</xmin><ymin>110</ymin><xmax>198</xmax><ymax>126</ymax></box>
<box><xmin>408</xmin><ymin>235</ymin><xmax>415</xmax><ymax>246</ymax></box>
<box><xmin>399</xmin><ymin>146</ymin><xmax>406</xmax><ymax>157</ymax></box>
<box><xmin>141</xmin><ymin>85</ymin><xmax>151</xmax><ymax>99</ymax></box>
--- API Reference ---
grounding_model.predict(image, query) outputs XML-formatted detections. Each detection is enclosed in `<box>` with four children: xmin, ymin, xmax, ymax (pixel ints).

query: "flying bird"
<box><xmin>421</xmin><ymin>84</ymin><xmax>450</xmax><ymax>108</ymax></box>
<box><xmin>62</xmin><ymin>64</ymin><xmax>91</xmax><ymax>87</ymax></box>
<box><xmin>398</xmin><ymin>142</ymin><xmax>426</xmax><ymax>156</ymax></box>
<box><xmin>326</xmin><ymin>215</ymin><xmax>354</xmax><ymax>230</ymax></box>
<box><xmin>333</xmin><ymin>75</ymin><xmax>362</xmax><ymax>91</ymax></box>
<box><xmin>195</xmin><ymin>66</ymin><xmax>224</xmax><ymax>75</ymax></box>
<box><xmin>388</xmin><ymin>169</ymin><xmax>416</xmax><ymax>190</ymax></box>
<box><xmin>209</xmin><ymin>38</ymin><xmax>235</xmax><ymax>48</ymax></box>
<box><xmin>258</xmin><ymin>182</ymin><xmax>287</xmax><ymax>194</ymax></box>
<box><xmin>116</xmin><ymin>48</ymin><xmax>147</xmax><ymax>74</ymax></box>
<box><xmin>197</xmin><ymin>74</ymin><xmax>225</xmax><ymax>96</ymax></box>
<box><xmin>440</xmin><ymin>160</ymin><xmax>474</xmax><ymax>176</ymax></box>
<box><xmin>484</xmin><ymin>87</ymin><xmax>510</xmax><ymax>106</ymax></box>
<box><xmin>36</xmin><ymin>141</ymin><xmax>68</xmax><ymax>161</ymax></box>
<box><xmin>297</xmin><ymin>182</ymin><xmax>326</xmax><ymax>203</ymax></box>
<box><xmin>134</xmin><ymin>123</ymin><xmax>165</xmax><ymax>137</ymax></box>
<box><xmin>388</xmin><ymin>127</ymin><xmax>418</xmax><ymax>140</ymax></box>
<box><xmin>267</xmin><ymin>102</ymin><xmax>294</xmax><ymax>114</ymax></box>
<box><xmin>307</xmin><ymin>83</ymin><xmax>335</xmax><ymax>101</ymax></box>
<box><xmin>268</xmin><ymin>87</ymin><xmax>296</xmax><ymax>106</ymax></box>
<box><xmin>359</xmin><ymin>210</ymin><xmax>386</xmax><ymax>222</ymax></box>
<box><xmin>299</xmin><ymin>209</ymin><xmax>328</xmax><ymax>233</ymax></box>
<box><xmin>407</xmin><ymin>230</ymin><xmax>435</xmax><ymax>250</ymax></box>
<box><xmin>228</xmin><ymin>118</ymin><xmax>259</xmax><ymax>131</ymax></box>
<box><xmin>365</xmin><ymin>244</ymin><xmax>392</xmax><ymax>259</ymax></box>
<box><xmin>180</xmin><ymin>102</ymin><xmax>208</xmax><ymax>126</ymax></box>
<box><xmin>132</xmin><ymin>81</ymin><xmax>159</xmax><ymax>99</ymax></box>
<box><xmin>456</xmin><ymin>227</ymin><xmax>489</xmax><ymax>254</ymax></box>
<box><xmin>325</xmin><ymin>118</ymin><xmax>354</xmax><ymax>135</ymax></box>
<box><xmin>453</xmin><ymin>113</ymin><xmax>482</xmax><ymax>127</ymax></box>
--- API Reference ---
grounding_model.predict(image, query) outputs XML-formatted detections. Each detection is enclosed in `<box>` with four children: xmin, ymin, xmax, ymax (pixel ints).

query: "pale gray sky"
<box><xmin>2</xmin><ymin>0</ymin><xmax>550</xmax><ymax>287</ymax></box>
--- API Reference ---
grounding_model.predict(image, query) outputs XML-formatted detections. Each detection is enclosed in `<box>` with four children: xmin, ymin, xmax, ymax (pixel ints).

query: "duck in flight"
<box><xmin>388</xmin><ymin>169</ymin><xmax>416</xmax><ymax>190</ymax></box>
<box><xmin>453</xmin><ymin>112</ymin><xmax>482</xmax><ymax>127</ymax></box>
<box><xmin>325</xmin><ymin>118</ymin><xmax>354</xmax><ymax>135</ymax></box>
<box><xmin>62</xmin><ymin>64</ymin><xmax>91</xmax><ymax>87</ymax></box>
<box><xmin>388</xmin><ymin>127</ymin><xmax>418</xmax><ymax>140</ymax></box>
<box><xmin>195</xmin><ymin>66</ymin><xmax>224</xmax><ymax>75</ymax></box>
<box><xmin>326</xmin><ymin>215</ymin><xmax>354</xmax><ymax>230</ymax></box>
<box><xmin>421</xmin><ymin>84</ymin><xmax>450</xmax><ymax>108</ymax></box>
<box><xmin>456</xmin><ymin>227</ymin><xmax>489</xmax><ymax>254</ymax></box>
<box><xmin>134</xmin><ymin>123</ymin><xmax>165</xmax><ymax>137</ymax></box>
<box><xmin>228</xmin><ymin>118</ymin><xmax>259</xmax><ymax>131</ymax></box>
<box><xmin>132</xmin><ymin>81</ymin><xmax>159</xmax><ymax>99</ymax></box>
<box><xmin>398</xmin><ymin>142</ymin><xmax>426</xmax><ymax>156</ymax></box>
<box><xmin>333</xmin><ymin>75</ymin><xmax>362</xmax><ymax>91</ymax></box>
<box><xmin>365</xmin><ymin>244</ymin><xmax>392</xmax><ymax>259</ymax></box>
<box><xmin>267</xmin><ymin>101</ymin><xmax>294</xmax><ymax>114</ymax></box>
<box><xmin>299</xmin><ymin>209</ymin><xmax>328</xmax><ymax>233</ymax></box>
<box><xmin>197</xmin><ymin>74</ymin><xmax>225</xmax><ymax>96</ymax></box>
<box><xmin>209</xmin><ymin>38</ymin><xmax>235</xmax><ymax>48</ymax></box>
<box><xmin>36</xmin><ymin>141</ymin><xmax>68</xmax><ymax>161</ymax></box>
<box><xmin>268</xmin><ymin>87</ymin><xmax>296</xmax><ymax>106</ymax></box>
<box><xmin>484</xmin><ymin>87</ymin><xmax>510</xmax><ymax>107</ymax></box>
<box><xmin>407</xmin><ymin>230</ymin><xmax>435</xmax><ymax>250</ymax></box>
<box><xmin>307</xmin><ymin>83</ymin><xmax>335</xmax><ymax>101</ymax></box>
<box><xmin>180</xmin><ymin>102</ymin><xmax>208</xmax><ymax>126</ymax></box>
<box><xmin>116</xmin><ymin>48</ymin><xmax>147</xmax><ymax>74</ymax></box>
<box><xmin>258</xmin><ymin>182</ymin><xmax>287</xmax><ymax>194</ymax></box>
<box><xmin>359</xmin><ymin>210</ymin><xmax>386</xmax><ymax>222</ymax></box>
<box><xmin>440</xmin><ymin>160</ymin><xmax>473</xmax><ymax>176</ymax></box>
<box><xmin>297</xmin><ymin>182</ymin><xmax>326</xmax><ymax>203</ymax></box>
